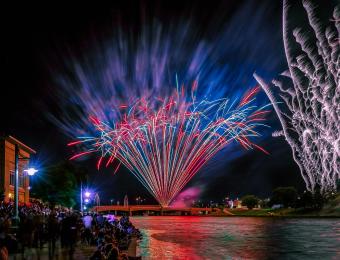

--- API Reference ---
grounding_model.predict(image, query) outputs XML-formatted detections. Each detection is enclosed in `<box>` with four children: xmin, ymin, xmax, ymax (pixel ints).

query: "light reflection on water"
<box><xmin>131</xmin><ymin>216</ymin><xmax>340</xmax><ymax>260</ymax></box>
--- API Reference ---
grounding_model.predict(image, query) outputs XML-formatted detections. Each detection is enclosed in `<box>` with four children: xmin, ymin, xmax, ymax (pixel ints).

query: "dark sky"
<box><xmin>2</xmin><ymin>0</ymin><xmax>317</xmax><ymax>204</ymax></box>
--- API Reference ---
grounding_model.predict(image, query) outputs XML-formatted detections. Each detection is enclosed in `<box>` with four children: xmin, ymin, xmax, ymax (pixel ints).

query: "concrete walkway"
<box><xmin>9</xmin><ymin>242</ymin><xmax>96</xmax><ymax>260</ymax></box>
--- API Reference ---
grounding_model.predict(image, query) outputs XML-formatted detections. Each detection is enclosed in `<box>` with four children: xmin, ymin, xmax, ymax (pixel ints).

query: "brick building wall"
<box><xmin>0</xmin><ymin>136</ymin><xmax>35</xmax><ymax>203</ymax></box>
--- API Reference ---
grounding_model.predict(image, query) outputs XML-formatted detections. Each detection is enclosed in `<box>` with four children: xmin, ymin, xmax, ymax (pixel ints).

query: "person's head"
<box><xmin>107</xmin><ymin>247</ymin><xmax>119</xmax><ymax>260</ymax></box>
<box><xmin>104</xmin><ymin>235</ymin><xmax>112</xmax><ymax>243</ymax></box>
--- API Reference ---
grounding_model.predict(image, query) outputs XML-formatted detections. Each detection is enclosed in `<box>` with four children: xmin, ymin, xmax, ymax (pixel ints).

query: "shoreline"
<box><xmin>129</xmin><ymin>214</ymin><xmax>340</xmax><ymax>218</ymax></box>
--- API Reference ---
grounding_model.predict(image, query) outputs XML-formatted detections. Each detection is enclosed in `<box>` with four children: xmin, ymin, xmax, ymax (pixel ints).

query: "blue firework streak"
<box><xmin>50</xmin><ymin>2</ymin><xmax>281</xmax><ymax>138</ymax></box>
<box><xmin>48</xmin><ymin>2</ymin><xmax>284</xmax><ymax>201</ymax></box>
<box><xmin>69</xmin><ymin>86</ymin><xmax>270</xmax><ymax>206</ymax></box>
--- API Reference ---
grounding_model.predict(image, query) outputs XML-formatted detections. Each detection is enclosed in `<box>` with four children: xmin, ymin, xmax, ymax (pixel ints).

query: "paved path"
<box><xmin>9</xmin><ymin>242</ymin><xmax>96</xmax><ymax>260</ymax></box>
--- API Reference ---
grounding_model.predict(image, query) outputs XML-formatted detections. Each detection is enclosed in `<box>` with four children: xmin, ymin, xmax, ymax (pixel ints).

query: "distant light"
<box><xmin>84</xmin><ymin>198</ymin><xmax>89</xmax><ymax>203</ymax></box>
<box><xmin>28</xmin><ymin>186</ymin><xmax>31</xmax><ymax>190</ymax></box>
<box><xmin>83</xmin><ymin>206</ymin><xmax>87</xmax><ymax>210</ymax></box>
<box><xmin>24</xmin><ymin>168</ymin><xmax>38</xmax><ymax>176</ymax></box>
<box><xmin>85</xmin><ymin>191</ymin><xmax>91</xmax><ymax>198</ymax></box>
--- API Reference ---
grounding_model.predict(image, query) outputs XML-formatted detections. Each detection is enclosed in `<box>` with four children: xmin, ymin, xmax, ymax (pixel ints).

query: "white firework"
<box><xmin>254</xmin><ymin>0</ymin><xmax>340</xmax><ymax>193</ymax></box>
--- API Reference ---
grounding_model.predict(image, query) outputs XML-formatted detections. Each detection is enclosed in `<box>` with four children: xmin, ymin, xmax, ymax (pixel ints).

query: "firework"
<box><xmin>69</xmin><ymin>86</ymin><xmax>269</xmax><ymax>206</ymax></box>
<box><xmin>255</xmin><ymin>1</ymin><xmax>340</xmax><ymax>193</ymax></box>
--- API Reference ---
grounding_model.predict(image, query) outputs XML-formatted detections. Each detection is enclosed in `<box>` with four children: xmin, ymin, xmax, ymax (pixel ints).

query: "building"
<box><xmin>0</xmin><ymin>135</ymin><xmax>36</xmax><ymax>203</ymax></box>
<box><xmin>233</xmin><ymin>199</ymin><xmax>243</xmax><ymax>209</ymax></box>
<box><xmin>124</xmin><ymin>194</ymin><xmax>129</xmax><ymax>206</ymax></box>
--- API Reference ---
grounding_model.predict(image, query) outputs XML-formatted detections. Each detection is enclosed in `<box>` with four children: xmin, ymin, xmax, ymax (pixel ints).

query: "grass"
<box><xmin>229</xmin><ymin>209</ymin><xmax>273</xmax><ymax>216</ymax></box>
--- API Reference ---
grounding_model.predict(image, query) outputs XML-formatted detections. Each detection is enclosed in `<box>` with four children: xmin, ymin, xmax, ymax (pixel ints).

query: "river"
<box><xmin>131</xmin><ymin>216</ymin><xmax>340</xmax><ymax>259</ymax></box>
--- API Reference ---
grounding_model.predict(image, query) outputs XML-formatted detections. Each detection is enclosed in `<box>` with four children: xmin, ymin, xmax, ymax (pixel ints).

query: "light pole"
<box><xmin>14</xmin><ymin>145</ymin><xmax>19</xmax><ymax>222</ymax></box>
<box><xmin>94</xmin><ymin>192</ymin><xmax>100</xmax><ymax>213</ymax></box>
<box><xmin>14</xmin><ymin>144</ymin><xmax>38</xmax><ymax>222</ymax></box>
<box><xmin>82</xmin><ymin>189</ymin><xmax>92</xmax><ymax>212</ymax></box>
<box><xmin>80</xmin><ymin>182</ymin><xmax>83</xmax><ymax>214</ymax></box>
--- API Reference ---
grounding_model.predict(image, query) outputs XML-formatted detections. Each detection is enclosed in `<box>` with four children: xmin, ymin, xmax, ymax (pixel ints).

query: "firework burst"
<box><xmin>255</xmin><ymin>1</ymin><xmax>340</xmax><ymax>193</ymax></box>
<box><xmin>69</xmin><ymin>86</ymin><xmax>269</xmax><ymax>206</ymax></box>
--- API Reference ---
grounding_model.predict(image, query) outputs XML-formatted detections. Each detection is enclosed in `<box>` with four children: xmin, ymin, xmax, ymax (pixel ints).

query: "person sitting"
<box><xmin>107</xmin><ymin>246</ymin><xmax>119</xmax><ymax>260</ymax></box>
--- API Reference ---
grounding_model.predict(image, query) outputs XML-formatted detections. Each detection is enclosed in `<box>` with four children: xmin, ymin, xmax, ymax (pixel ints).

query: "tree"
<box><xmin>297</xmin><ymin>190</ymin><xmax>327</xmax><ymax>210</ymax></box>
<box><xmin>33</xmin><ymin>161</ymin><xmax>88</xmax><ymax>208</ymax></box>
<box><xmin>241</xmin><ymin>195</ymin><xmax>259</xmax><ymax>210</ymax></box>
<box><xmin>297</xmin><ymin>190</ymin><xmax>331</xmax><ymax>210</ymax></box>
<box><xmin>297</xmin><ymin>191</ymin><xmax>314</xmax><ymax>209</ymax></box>
<box><xmin>312</xmin><ymin>190</ymin><xmax>326</xmax><ymax>210</ymax></box>
<box><xmin>259</xmin><ymin>198</ymin><xmax>270</xmax><ymax>208</ymax></box>
<box><xmin>270</xmin><ymin>187</ymin><xmax>298</xmax><ymax>208</ymax></box>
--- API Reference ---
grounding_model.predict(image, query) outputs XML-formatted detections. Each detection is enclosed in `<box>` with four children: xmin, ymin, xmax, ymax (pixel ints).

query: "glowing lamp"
<box><xmin>85</xmin><ymin>191</ymin><xmax>91</xmax><ymax>198</ymax></box>
<box><xmin>24</xmin><ymin>168</ymin><xmax>38</xmax><ymax>176</ymax></box>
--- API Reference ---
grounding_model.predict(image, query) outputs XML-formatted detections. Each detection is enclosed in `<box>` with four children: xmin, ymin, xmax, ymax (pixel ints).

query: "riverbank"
<box><xmin>228</xmin><ymin>208</ymin><xmax>340</xmax><ymax>217</ymax></box>
<box><xmin>225</xmin><ymin>193</ymin><xmax>340</xmax><ymax>217</ymax></box>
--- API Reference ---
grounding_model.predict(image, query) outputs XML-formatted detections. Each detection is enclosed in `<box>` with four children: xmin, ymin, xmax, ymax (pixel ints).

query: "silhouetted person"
<box><xmin>61</xmin><ymin>213</ymin><xmax>78</xmax><ymax>259</ymax></box>
<box><xmin>47</xmin><ymin>210</ymin><xmax>59</xmax><ymax>259</ymax></box>
<box><xmin>19</xmin><ymin>214</ymin><xmax>34</xmax><ymax>259</ymax></box>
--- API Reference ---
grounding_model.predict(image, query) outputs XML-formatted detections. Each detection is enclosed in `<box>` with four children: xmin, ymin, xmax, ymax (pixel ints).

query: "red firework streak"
<box><xmin>69</xmin><ymin>87</ymin><xmax>270</xmax><ymax>206</ymax></box>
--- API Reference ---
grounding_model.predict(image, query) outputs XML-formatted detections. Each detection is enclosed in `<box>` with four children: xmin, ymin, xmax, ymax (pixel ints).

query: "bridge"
<box><xmin>91</xmin><ymin>205</ymin><xmax>232</xmax><ymax>216</ymax></box>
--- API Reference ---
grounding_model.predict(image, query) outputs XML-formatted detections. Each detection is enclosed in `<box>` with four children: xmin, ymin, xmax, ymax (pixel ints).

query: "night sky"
<box><xmin>2</xmin><ymin>0</ymin><xmax>320</xmax><ymax>205</ymax></box>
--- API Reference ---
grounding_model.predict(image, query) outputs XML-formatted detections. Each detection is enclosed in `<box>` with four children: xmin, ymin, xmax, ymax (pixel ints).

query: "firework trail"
<box><xmin>255</xmin><ymin>0</ymin><xmax>340</xmax><ymax>193</ymax></box>
<box><xmin>47</xmin><ymin>3</ymin><xmax>277</xmax><ymax>205</ymax></box>
<box><xmin>69</xmin><ymin>86</ymin><xmax>269</xmax><ymax>206</ymax></box>
<box><xmin>49</xmin><ymin>2</ymin><xmax>280</xmax><ymax>142</ymax></box>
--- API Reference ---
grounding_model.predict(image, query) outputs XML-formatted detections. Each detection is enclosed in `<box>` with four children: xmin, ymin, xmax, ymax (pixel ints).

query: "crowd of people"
<box><xmin>0</xmin><ymin>200</ymin><xmax>142</xmax><ymax>259</ymax></box>
<box><xmin>88</xmin><ymin>215</ymin><xmax>142</xmax><ymax>260</ymax></box>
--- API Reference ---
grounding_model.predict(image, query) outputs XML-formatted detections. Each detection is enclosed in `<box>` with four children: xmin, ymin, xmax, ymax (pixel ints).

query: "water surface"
<box><xmin>131</xmin><ymin>216</ymin><xmax>340</xmax><ymax>259</ymax></box>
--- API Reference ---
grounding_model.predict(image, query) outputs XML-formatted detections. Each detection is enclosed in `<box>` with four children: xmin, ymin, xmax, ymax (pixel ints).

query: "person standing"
<box><xmin>82</xmin><ymin>213</ymin><xmax>93</xmax><ymax>245</ymax></box>
<box><xmin>61</xmin><ymin>213</ymin><xmax>78</xmax><ymax>259</ymax></box>
<box><xmin>47</xmin><ymin>209</ymin><xmax>59</xmax><ymax>259</ymax></box>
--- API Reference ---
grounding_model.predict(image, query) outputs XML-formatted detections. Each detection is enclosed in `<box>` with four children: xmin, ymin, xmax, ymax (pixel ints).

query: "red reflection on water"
<box><xmin>132</xmin><ymin>216</ymin><xmax>271</xmax><ymax>259</ymax></box>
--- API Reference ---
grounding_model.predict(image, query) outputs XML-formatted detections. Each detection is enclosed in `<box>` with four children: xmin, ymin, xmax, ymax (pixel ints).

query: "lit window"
<box><xmin>19</xmin><ymin>174</ymin><xmax>24</xmax><ymax>188</ymax></box>
<box><xmin>10</xmin><ymin>171</ymin><xmax>15</xmax><ymax>186</ymax></box>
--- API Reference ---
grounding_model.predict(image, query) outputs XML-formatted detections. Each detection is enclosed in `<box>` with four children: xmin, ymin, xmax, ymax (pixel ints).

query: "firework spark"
<box><xmin>69</xmin><ymin>87</ymin><xmax>269</xmax><ymax>206</ymax></box>
<box><xmin>255</xmin><ymin>1</ymin><xmax>340</xmax><ymax>193</ymax></box>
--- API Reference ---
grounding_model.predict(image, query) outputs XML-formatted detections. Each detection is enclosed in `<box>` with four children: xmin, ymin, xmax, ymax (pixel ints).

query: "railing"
<box><xmin>91</xmin><ymin>205</ymin><xmax>214</xmax><ymax>212</ymax></box>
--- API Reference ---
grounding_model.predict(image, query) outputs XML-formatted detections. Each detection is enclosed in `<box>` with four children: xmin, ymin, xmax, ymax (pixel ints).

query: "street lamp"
<box><xmin>81</xmin><ymin>188</ymin><xmax>93</xmax><ymax>213</ymax></box>
<box><xmin>24</xmin><ymin>168</ymin><xmax>38</xmax><ymax>176</ymax></box>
